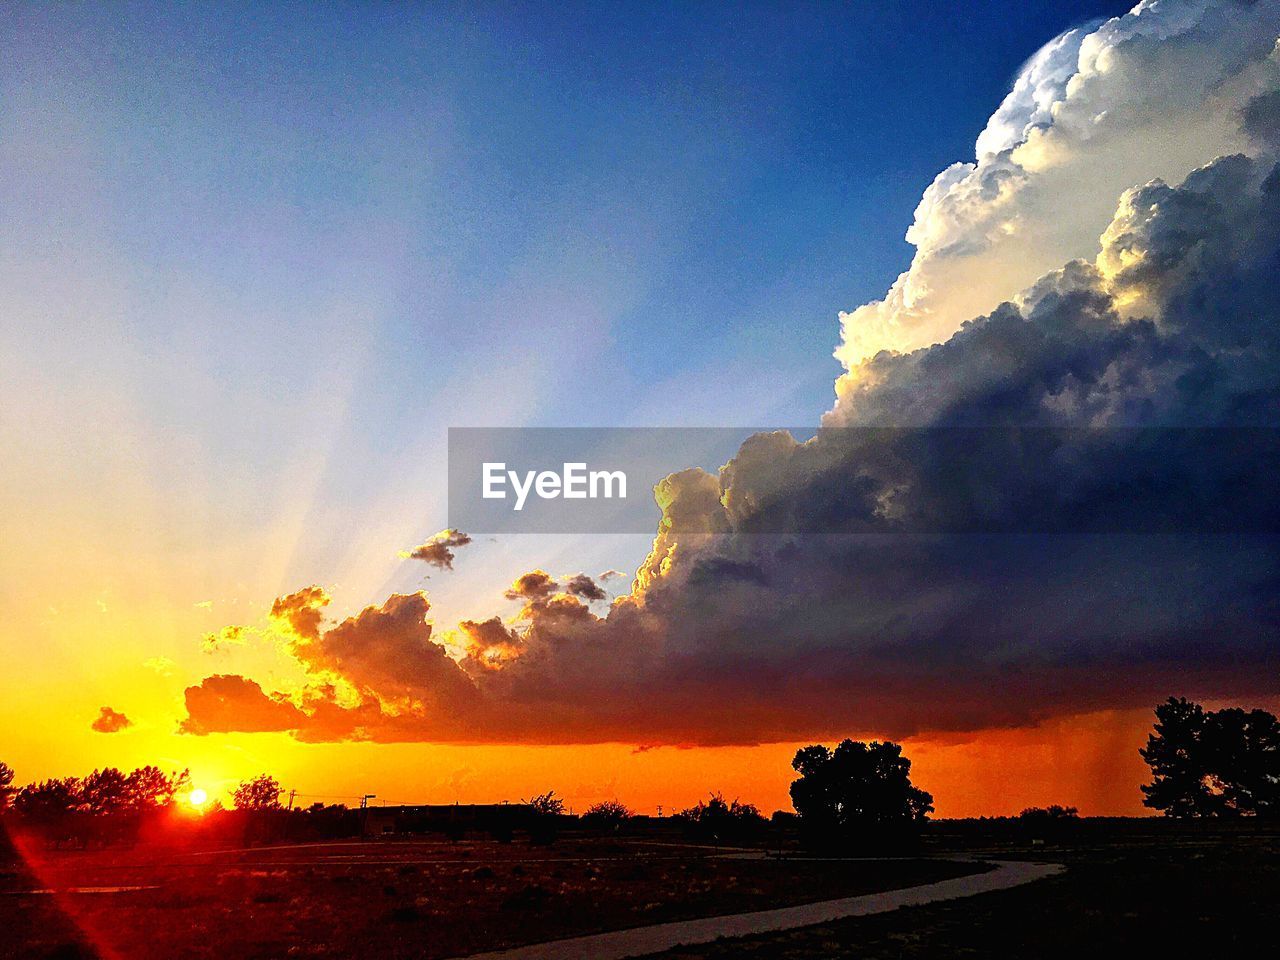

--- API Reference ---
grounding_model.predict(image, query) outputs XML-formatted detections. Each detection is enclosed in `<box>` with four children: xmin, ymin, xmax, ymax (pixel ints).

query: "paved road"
<box><xmin>450</xmin><ymin>858</ymin><xmax>1063</xmax><ymax>960</ymax></box>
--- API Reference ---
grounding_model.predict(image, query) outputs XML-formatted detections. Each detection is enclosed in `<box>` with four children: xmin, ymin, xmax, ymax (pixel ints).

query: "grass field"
<box><xmin>6</xmin><ymin>823</ymin><xmax>1277</xmax><ymax>959</ymax></box>
<box><xmin>640</xmin><ymin>825</ymin><xmax>1280</xmax><ymax>958</ymax></box>
<box><xmin>1</xmin><ymin>834</ymin><xmax>982</xmax><ymax>959</ymax></box>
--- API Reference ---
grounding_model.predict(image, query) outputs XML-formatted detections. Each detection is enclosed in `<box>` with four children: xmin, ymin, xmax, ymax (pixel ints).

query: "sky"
<box><xmin>3</xmin><ymin>0</ymin><xmax>1279</xmax><ymax>818</ymax></box>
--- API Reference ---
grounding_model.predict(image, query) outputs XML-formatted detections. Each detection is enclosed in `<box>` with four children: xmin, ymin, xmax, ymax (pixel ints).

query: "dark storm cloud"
<box><xmin>179</xmin><ymin>152</ymin><xmax>1280</xmax><ymax>746</ymax></box>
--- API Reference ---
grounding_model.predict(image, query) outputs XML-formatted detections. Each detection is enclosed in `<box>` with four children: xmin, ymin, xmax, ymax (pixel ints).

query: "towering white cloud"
<box><xmin>834</xmin><ymin>0</ymin><xmax>1280</xmax><ymax>389</ymax></box>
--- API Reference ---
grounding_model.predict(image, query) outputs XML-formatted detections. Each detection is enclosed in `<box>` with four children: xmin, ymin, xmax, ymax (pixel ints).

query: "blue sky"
<box><xmin>6</xmin><ymin>0</ymin><xmax>1128</xmax><ymax>412</ymax></box>
<box><xmin>1</xmin><ymin>0</ymin><xmax>1129</xmax><ymax>622</ymax></box>
<box><xmin>9</xmin><ymin>0</ymin><xmax>1280</xmax><ymax>815</ymax></box>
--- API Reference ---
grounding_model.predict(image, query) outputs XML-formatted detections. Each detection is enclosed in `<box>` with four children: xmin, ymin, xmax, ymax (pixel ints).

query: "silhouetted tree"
<box><xmin>232</xmin><ymin>774</ymin><xmax>283</xmax><ymax>811</ymax></box>
<box><xmin>1201</xmin><ymin>706</ymin><xmax>1280</xmax><ymax>817</ymax></box>
<box><xmin>81</xmin><ymin>768</ymin><xmax>133</xmax><ymax>815</ymax></box>
<box><xmin>125</xmin><ymin>766</ymin><xmax>190</xmax><ymax>809</ymax></box>
<box><xmin>1141</xmin><ymin>698</ymin><xmax>1217</xmax><ymax>817</ymax></box>
<box><xmin>523</xmin><ymin>790</ymin><xmax>563</xmax><ymax>845</ymax></box>
<box><xmin>1141</xmin><ymin>698</ymin><xmax>1280</xmax><ymax>817</ymax></box>
<box><xmin>13</xmin><ymin>778</ymin><xmax>83</xmax><ymax>846</ymax></box>
<box><xmin>14</xmin><ymin>778</ymin><xmax>81</xmax><ymax>819</ymax></box>
<box><xmin>582</xmin><ymin>799</ymin><xmax>632</xmax><ymax>831</ymax></box>
<box><xmin>675</xmin><ymin>793</ymin><xmax>765</xmax><ymax>843</ymax></box>
<box><xmin>790</xmin><ymin>739</ymin><xmax>933</xmax><ymax>850</ymax></box>
<box><xmin>523</xmin><ymin>790</ymin><xmax>564</xmax><ymax>816</ymax></box>
<box><xmin>1018</xmin><ymin>805</ymin><xmax>1079</xmax><ymax>820</ymax></box>
<box><xmin>0</xmin><ymin>762</ymin><xmax>14</xmax><ymax>813</ymax></box>
<box><xmin>1016</xmin><ymin>805</ymin><xmax>1080</xmax><ymax>841</ymax></box>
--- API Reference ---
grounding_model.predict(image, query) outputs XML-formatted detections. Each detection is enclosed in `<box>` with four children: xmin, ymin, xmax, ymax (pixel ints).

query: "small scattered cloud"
<box><xmin>563</xmin><ymin>573</ymin><xmax>607</xmax><ymax>602</ymax></box>
<box><xmin>504</xmin><ymin>569</ymin><xmax>557</xmax><ymax>601</ymax></box>
<box><xmin>91</xmin><ymin>706</ymin><xmax>132</xmax><ymax>733</ymax></box>
<box><xmin>201</xmin><ymin>625</ymin><xmax>247</xmax><ymax>653</ymax></box>
<box><xmin>401</xmin><ymin>529</ymin><xmax>473</xmax><ymax>570</ymax></box>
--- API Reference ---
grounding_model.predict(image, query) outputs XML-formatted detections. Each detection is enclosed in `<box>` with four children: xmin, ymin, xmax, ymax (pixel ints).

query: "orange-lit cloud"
<box><xmin>90</xmin><ymin>706</ymin><xmax>132</xmax><ymax>733</ymax></box>
<box><xmin>178</xmin><ymin>674</ymin><xmax>307</xmax><ymax>735</ymax></box>
<box><xmin>270</xmin><ymin>585</ymin><xmax>330</xmax><ymax>642</ymax></box>
<box><xmin>504</xmin><ymin>569</ymin><xmax>557</xmax><ymax>601</ymax></box>
<box><xmin>402</xmin><ymin>529</ymin><xmax>473</xmax><ymax>570</ymax></box>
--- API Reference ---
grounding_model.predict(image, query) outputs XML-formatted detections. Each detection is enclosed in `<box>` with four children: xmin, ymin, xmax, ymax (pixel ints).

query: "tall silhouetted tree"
<box><xmin>1141</xmin><ymin>697</ymin><xmax>1280</xmax><ymax>817</ymax></box>
<box><xmin>1141</xmin><ymin>698</ymin><xmax>1214</xmax><ymax>816</ymax></box>
<box><xmin>790</xmin><ymin>739</ymin><xmax>933</xmax><ymax>849</ymax></box>
<box><xmin>1201</xmin><ymin>706</ymin><xmax>1280</xmax><ymax>817</ymax></box>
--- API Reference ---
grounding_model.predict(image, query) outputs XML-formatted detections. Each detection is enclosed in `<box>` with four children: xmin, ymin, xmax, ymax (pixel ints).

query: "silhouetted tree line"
<box><xmin>2</xmin><ymin>765</ymin><xmax>190</xmax><ymax>847</ymax></box>
<box><xmin>5</xmin><ymin>696</ymin><xmax>1272</xmax><ymax>854</ymax></box>
<box><xmin>0</xmin><ymin>766</ymin><xmax>362</xmax><ymax>848</ymax></box>
<box><xmin>1141</xmin><ymin>697</ymin><xmax>1280</xmax><ymax>818</ymax></box>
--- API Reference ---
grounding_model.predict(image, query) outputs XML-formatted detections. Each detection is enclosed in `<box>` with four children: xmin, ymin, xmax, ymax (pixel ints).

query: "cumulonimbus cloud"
<box><xmin>179</xmin><ymin>0</ymin><xmax>1280</xmax><ymax>747</ymax></box>
<box><xmin>833</xmin><ymin>0</ymin><xmax>1280</xmax><ymax>372</ymax></box>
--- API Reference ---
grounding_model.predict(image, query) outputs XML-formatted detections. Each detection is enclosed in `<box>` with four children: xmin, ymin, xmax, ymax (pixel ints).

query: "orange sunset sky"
<box><xmin>5</xmin><ymin>0</ymin><xmax>1280</xmax><ymax>820</ymax></box>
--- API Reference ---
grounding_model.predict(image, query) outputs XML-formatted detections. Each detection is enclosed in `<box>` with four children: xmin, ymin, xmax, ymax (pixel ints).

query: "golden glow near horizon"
<box><xmin>188</xmin><ymin>788</ymin><xmax>208</xmax><ymax>808</ymax></box>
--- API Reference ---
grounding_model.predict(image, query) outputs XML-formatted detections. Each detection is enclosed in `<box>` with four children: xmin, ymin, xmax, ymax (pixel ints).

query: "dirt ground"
<box><xmin>1</xmin><ymin>835</ymin><xmax>982</xmax><ymax>959</ymax></box>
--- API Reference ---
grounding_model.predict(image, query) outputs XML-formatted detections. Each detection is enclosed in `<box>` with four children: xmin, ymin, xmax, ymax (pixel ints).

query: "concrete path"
<box><xmin>450</xmin><ymin>858</ymin><xmax>1063</xmax><ymax>960</ymax></box>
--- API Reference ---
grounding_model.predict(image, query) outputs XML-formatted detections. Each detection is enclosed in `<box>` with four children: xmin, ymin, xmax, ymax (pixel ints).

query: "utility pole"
<box><xmin>287</xmin><ymin>789</ymin><xmax>296</xmax><ymax>811</ymax></box>
<box><xmin>359</xmin><ymin>794</ymin><xmax>376</xmax><ymax>837</ymax></box>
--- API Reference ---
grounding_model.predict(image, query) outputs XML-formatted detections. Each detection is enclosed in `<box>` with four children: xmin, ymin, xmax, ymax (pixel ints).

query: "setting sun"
<box><xmin>187</xmin><ymin>788</ymin><xmax>208</xmax><ymax>808</ymax></box>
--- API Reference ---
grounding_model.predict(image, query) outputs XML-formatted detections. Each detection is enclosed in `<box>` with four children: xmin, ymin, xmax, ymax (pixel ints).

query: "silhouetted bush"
<box><xmin>1016</xmin><ymin>804</ymin><xmax>1080</xmax><ymax>842</ymax></box>
<box><xmin>581</xmin><ymin>799</ymin><xmax>633</xmax><ymax>832</ymax></box>
<box><xmin>674</xmin><ymin>793</ymin><xmax>766</xmax><ymax>844</ymax></box>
